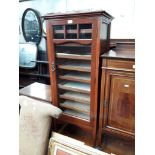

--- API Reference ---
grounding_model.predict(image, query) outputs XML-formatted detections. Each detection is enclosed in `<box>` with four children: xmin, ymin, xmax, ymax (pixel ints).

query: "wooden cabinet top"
<box><xmin>101</xmin><ymin>42</ymin><xmax>135</xmax><ymax>60</ymax></box>
<box><xmin>43</xmin><ymin>10</ymin><xmax>113</xmax><ymax>20</ymax></box>
<box><xmin>19</xmin><ymin>82</ymin><xmax>51</xmax><ymax>103</ymax></box>
<box><xmin>101</xmin><ymin>50</ymin><xmax>135</xmax><ymax>60</ymax></box>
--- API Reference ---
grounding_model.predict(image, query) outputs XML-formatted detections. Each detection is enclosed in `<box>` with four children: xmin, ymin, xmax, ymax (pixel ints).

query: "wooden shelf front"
<box><xmin>45</xmin><ymin>10</ymin><xmax>113</xmax><ymax>146</ymax></box>
<box><xmin>56</xmin><ymin>53</ymin><xmax>91</xmax><ymax>60</ymax></box>
<box><xmin>59</xmin><ymin>91</ymin><xmax>90</xmax><ymax>104</ymax></box>
<box><xmin>58</xmin><ymin>81</ymin><xmax>90</xmax><ymax>94</ymax></box>
<box><xmin>19</xmin><ymin>82</ymin><xmax>51</xmax><ymax>102</ymax></box>
<box><xmin>53</xmin><ymin>40</ymin><xmax>92</xmax><ymax>45</ymax></box>
<box><xmin>60</xmin><ymin>100</ymin><xmax>90</xmax><ymax>114</ymax></box>
<box><xmin>59</xmin><ymin>72</ymin><xmax>90</xmax><ymax>83</ymax></box>
<box><xmin>58</xmin><ymin>61</ymin><xmax>91</xmax><ymax>72</ymax></box>
<box><xmin>63</xmin><ymin>109</ymin><xmax>90</xmax><ymax>121</ymax></box>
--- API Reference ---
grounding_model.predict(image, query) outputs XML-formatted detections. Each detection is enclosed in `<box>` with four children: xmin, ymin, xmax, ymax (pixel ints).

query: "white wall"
<box><xmin>19</xmin><ymin>0</ymin><xmax>67</xmax><ymax>50</ymax></box>
<box><xmin>66</xmin><ymin>0</ymin><xmax>135</xmax><ymax>39</ymax></box>
<box><xmin>19</xmin><ymin>0</ymin><xmax>135</xmax><ymax>50</ymax></box>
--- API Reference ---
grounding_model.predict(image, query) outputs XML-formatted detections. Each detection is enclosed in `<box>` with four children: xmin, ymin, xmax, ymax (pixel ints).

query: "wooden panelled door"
<box><xmin>103</xmin><ymin>71</ymin><xmax>135</xmax><ymax>137</ymax></box>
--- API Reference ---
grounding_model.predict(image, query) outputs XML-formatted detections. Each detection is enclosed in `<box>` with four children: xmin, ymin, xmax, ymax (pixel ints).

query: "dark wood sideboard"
<box><xmin>98</xmin><ymin>42</ymin><xmax>135</xmax><ymax>147</ymax></box>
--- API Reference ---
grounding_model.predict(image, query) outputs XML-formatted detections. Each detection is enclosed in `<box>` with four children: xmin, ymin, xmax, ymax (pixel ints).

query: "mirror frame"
<box><xmin>22</xmin><ymin>8</ymin><xmax>42</xmax><ymax>45</ymax></box>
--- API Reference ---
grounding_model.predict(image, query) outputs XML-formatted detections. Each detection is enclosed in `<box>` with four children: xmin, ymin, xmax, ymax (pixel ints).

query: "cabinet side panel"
<box><xmin>46</xmin><ymin>20</ymin><xmax>59</xmax><ymax>106</ymax></box>
<box><xmin>100</xmin><ymin>18</ymin><xmax>109</xmax><ymax>54</ymax></box>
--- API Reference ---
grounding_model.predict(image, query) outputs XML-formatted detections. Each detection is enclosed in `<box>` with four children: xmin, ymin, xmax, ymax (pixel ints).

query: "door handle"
<box><xmin>51</xmin><ymin>62</ymin><xmax>55</xmax><ymax>72</ymax></box>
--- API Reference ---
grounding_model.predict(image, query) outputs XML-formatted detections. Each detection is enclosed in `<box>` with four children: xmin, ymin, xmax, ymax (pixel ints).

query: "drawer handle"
<box><xmin>133</xmin><ymin>65</ymin><xmax>135</xmax><ymax>69</ymax></box>
<box><xmin>124</xmin><ymin>84</ymin><xmax>129</xmax><ymax>88</ymax></box>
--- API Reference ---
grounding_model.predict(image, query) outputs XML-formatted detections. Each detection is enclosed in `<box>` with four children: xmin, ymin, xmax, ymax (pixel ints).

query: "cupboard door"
<box><xmin>105</xmin><ymin>73</ymin><xmax>135</xmax><ymax>134</ymax></box>
<box><xmin>45</xmin><ymin>12</ymin><xmax>113</xmax><ymax>146</ymax></box>
<box><xmin>47</xmin><ymin>19</ymin><xmax>98</xmax><ymax>124</ymax></box>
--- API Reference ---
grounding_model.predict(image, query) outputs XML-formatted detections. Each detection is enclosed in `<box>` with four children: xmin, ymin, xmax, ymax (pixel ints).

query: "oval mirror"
<box><xmin>22</xmin><ymin>8</ymin><xmax>42</xmax><ymax>45</ymax></box>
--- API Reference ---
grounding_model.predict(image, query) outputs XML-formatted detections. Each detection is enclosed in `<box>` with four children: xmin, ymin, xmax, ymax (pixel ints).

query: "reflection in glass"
<box><xmin>22</xmin><ymin>8</ymin><xmax>42</xmax><ymax>44</ymax></box>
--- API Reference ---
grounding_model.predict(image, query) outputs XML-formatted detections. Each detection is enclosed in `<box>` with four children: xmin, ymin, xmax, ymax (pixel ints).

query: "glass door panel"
<box><xmin>79</xmin><ymin>24</ymin><xmax>92</xmax><ymax>39</ymax></box>
<box><xmin>53</xmin><ymin>25</ymin><xmax>64</xmax><ymax>39</ymax></box>
<box><xmin>66</xmin><ymin>24</ymin><xmax>77</xmax><ymax>39</ymax></box>
<box><xmin>55</xmin><ymin>43</ymin><xmax>92</xmax><ymax>121</ymax></box>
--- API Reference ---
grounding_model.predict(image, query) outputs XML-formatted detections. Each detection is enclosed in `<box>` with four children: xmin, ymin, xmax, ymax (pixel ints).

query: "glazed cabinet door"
<box><xmin>46</xmin><ymin>18</ymin><xmax>99</xmax><ymax>126</ymax></box>
<box><xmin>54</xmin><ymin>43</ymin><xmax>92</xmax><ymax>122</ymax></box>
<box><xmin>104</xmin><ymin>71</ymin><xmax>135</xmax><ymax>137</ymax></box>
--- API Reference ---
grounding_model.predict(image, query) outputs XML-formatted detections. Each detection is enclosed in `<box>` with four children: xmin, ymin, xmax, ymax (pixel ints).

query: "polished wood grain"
<box><xmin>45</xmin><ymin>11</ymin><xmax>113</xmax><ymax>146</ymax></box>
<box><xmin>99</xmin><ymin>47</ymin><xmax>135</xmax><ymax>148</ymax></box>
<box><xmin>59</xmin><ymin>72</ymin><xmax>90</xmax><ymax>83</ymax></box>
<box><xmin>58</xmin><ymin>81</ymin><xmax>90</xmax><ymax>94</ymax></box>
<box><xmin>101</xmin><ymin>49</ymin><xmax>135</xmax><ymax>60</ymax></box>
<box><xmin>43</xmin><ymin>10</ymin><xmax>113</xmax><ymax>20</ymax></box>
<box><xmin>106</xmin><ymin>59</ymin><xmax>135</xmax><ymax>70</ymax></box>
<box><xmin>56</xmin><ymin>52</ymin><xmax>91</xmax><ymax>60</ymax></box>
<box><xmin>19</xmin><ymin>82</ymin><xmax>51</xmax><ymax>102</ymax></box>
<box><xmin>58</xmin><ymin>61</ymin><xmax>91</xmax><ymax>72</ymax></box>
<box><xmin>104</xmin><ymin>72</ymin><xmax>135</xmax><ymax>136</ymax></box>
<box><xmin>63</xmin><ymin>110</ymin><xmax>90</xmax><ymax>121</ymax></box>
<box><xmin>59</xmin><ymin>91</ymin><xmax>90</xmax><ymax>104</ymax></box>
<box><xmin>60</xmin><ymin>100</ymin><xmax>90</xmax><ymax>114</ymax></box>
<box><xmin>53</xmin><ymin>40</ymin><xmax>92</xmax><ymax>45</ymax></box>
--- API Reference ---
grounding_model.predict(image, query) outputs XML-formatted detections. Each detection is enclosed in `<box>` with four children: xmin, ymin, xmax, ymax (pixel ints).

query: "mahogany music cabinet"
<box><xmin>44</xmin><ymin>11</ymin><xmax>113</xmax><ymax>145</ymax></box>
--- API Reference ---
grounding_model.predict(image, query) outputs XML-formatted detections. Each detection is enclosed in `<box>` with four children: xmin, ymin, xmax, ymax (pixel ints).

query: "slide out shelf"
<box><xmin>63</xmin><ymin>109</ymin><xmax>90</xmax><ymax>121</ymax></box>
<box><xmin>59</xmin><ymin>91</ymin><xmax>90</xmax><ymax>104</ymax></box>
<box><xmin>56</xmin><ymin>53</ymin><xmax>91</xmax><ymax>60</ymax></box>
<box><xmin>58</xmin><ymin>81</ymin><xmax>90</xmax><ymax>94</ymax></box>
<box><xmin>58</xmin><ymin>61</ymin><xmax>91</xmax><ymax>72</ymax></box>
<box><xmin>60</xmin><ymin>100</ymin><xmax>90</xmax><ymax>115</ymax></box>
<box><xmin>59</xmin><ymin>72</ymin><xmax>90</xmax><ymax>83</ymax></box>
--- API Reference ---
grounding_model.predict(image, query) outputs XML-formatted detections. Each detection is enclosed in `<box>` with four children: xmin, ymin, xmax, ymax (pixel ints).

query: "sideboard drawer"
<box><xmin>106</xmin><ymin>59</ymin><xmax>135</xmax><ymax>70</ymax></box>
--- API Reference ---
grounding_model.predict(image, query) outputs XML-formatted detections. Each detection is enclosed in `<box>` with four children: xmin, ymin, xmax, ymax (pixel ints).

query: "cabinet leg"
<box><xmin>98</xmin><ymin>129</ymin><xmax>102</xmax><ymax>147</ymax></box>
<box><xmin>92</xmin><ymin>128</ymin><xmax>97</xmax><ymax>147</ymax></box>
